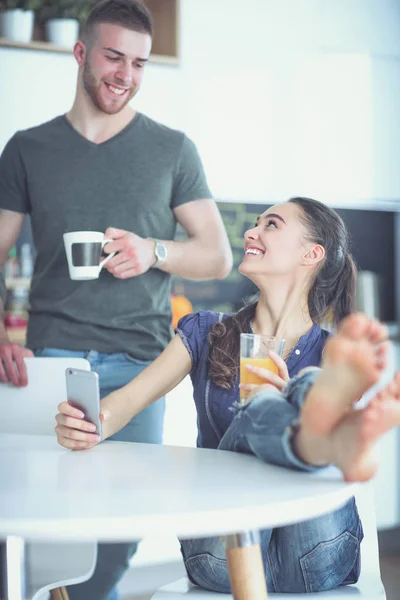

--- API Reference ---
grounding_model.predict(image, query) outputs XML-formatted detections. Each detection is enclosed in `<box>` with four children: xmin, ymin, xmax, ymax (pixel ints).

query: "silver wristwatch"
<box><xmin>149</xmin><ymin>238</ymin><xmax>168</xmax><ymax>269</ymax></box>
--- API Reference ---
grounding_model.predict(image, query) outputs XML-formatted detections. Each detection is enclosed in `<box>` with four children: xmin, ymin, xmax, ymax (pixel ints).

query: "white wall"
<box><xmin>0</xmin><ymin>51</ymin><xmax>183</xmax><ymax>153</ymax></box>
<box><xmin>370</xmin><ymin>57</ymin><xmax>400</xmax><ymax>200</ymax></box>
<box><xmin>0</xmin><ymin>50</ymin><xmax>77</xmax><ymax>151</ymax></box>
<box><xmin>1</xmin><ymin>0</ymin><xmax>400</xmax><ymax>204</ymax></box>
<box><xmin>180</xmin><ymin>0</ymin><xmax>400</xmax><ymax>204</ymax></box>
<box><xmin>319</xmin><ymin>0</ymin><xmax>400</xmax><ymax>55</ymax></box>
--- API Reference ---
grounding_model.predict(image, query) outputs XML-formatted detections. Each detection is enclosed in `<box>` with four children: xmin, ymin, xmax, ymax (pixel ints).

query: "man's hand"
<box><xmin>0</xmin><ymin>342</ymin><xmax>34</xmax><ymax>387</ymax></box>
<box><xmin>102</xmin><ymin>228</ymin><xmax>156</xmax><ymax>279</ymax></box>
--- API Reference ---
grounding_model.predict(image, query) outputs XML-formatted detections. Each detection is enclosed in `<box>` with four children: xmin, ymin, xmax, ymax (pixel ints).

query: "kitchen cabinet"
<box><xmin>373</xmin><ymin>340</ymin><xmax>400</xmax><ymax>530</ymax></box>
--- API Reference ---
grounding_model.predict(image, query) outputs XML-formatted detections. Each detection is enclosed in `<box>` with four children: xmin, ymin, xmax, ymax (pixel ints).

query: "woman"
<box><xmin>55</xmin><ymin>197</ymin><xmax>394</xmax><ymax>593</ymax></box>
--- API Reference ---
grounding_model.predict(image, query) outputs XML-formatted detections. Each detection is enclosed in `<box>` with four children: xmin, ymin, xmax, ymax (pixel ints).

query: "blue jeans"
<box><xmin>34</xmin><ymin>347</ymin><xmax>166</xmax><ymax>600</ymax></box>
<box><xmin>180</xmin><ymin>370</ymin><xmax>363</xmax><ymax>594</ymax></box>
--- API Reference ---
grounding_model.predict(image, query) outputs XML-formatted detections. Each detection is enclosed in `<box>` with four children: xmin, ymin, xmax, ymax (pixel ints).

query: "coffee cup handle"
<box><xmin>99</xmin><ymin>238</ymin><xmax>116</xmax><ymax>269</ymax></box>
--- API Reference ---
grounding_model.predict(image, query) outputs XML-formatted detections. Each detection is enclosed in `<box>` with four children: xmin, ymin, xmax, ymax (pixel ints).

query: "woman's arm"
<box><xmin>55</xmin><ymin>334</ymin><xmax>192</xmax><ymax>450</ymax></box>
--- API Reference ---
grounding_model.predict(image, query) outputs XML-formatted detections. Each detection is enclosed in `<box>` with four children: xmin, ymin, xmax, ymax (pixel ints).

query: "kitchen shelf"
<box><xmin>145</xmin><ymin>0</ymin><xmax>179</xmax><ymax>59</ymax></box>
<box><xmin>0</xmin><ymin>0</ymin><xmax>180</xmax><ymax>65</ymax></box>
<box><xmin>0</xmin><ymin>37</ymin><xmax>179</xmax><ymax>65</ymax></box>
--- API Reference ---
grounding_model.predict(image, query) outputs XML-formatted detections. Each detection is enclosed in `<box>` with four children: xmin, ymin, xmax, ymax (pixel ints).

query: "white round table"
<box><xmin>0</xmin><ymin>433</ymin><xmax>358</xmax><ymax>540</ymax></box>
<box><xmin>0</xmin><ymin>433</ymin><xmax>358</xmax><ymax>599</ymax></box>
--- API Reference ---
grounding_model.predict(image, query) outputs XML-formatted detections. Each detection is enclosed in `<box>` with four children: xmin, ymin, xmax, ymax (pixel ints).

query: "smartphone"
<box><xmin>65</xmin><ymin>368</ymin><xmax>102</xmax><ymax>439</ymax></box>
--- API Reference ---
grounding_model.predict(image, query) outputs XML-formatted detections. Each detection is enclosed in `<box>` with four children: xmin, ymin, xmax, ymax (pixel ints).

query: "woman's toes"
<box><xmin>369</xmin><ymin>320</ymin><xmax>388</xmax><ymax>344</ymax></box>
<box><xmin>338</xmin><ymin>313</ymin><xmax>370</xmax><ymax>339</ymax></box>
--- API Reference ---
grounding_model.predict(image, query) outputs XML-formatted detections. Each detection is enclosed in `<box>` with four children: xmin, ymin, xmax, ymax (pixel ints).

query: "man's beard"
<box><xmin>82</xmin><ymin>60</ymin><xmax>135</xmax><ymax>115</ymax></box>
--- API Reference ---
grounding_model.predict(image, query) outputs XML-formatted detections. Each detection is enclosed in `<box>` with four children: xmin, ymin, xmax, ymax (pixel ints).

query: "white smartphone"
<box><xmin>65</xmin><ymin>368</ymin><xmax>102</xmax><ymax>439</ymax></box>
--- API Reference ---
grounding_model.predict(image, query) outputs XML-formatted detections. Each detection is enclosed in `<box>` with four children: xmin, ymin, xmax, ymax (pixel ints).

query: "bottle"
<box><xmin>20</xmin><ymin>243</ymin><xmax>33</xmax><ymax>279</ymax></box>
<box><xmin>5</xmin><ymin>286</ymin><xmax>29</xmax><ymax>327</ymax></box>
<box><xmin>4</xmin><ymin>246</ymin><xmax>19</xmax><ymax>279</ymax></box>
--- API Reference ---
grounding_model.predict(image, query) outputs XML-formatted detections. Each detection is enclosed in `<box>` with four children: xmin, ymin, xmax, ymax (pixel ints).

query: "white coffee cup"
<box><xmin>63</xmin><ymin>231</ymin><xmax>116</xmax><ymax>280</ymax></box>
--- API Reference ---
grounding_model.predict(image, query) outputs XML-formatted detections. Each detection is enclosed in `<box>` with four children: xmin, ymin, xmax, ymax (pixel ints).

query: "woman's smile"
<box><xmin>244</xmin><ymin>245</ymin><xmax>265</xmax><ymax>258</ymax></box>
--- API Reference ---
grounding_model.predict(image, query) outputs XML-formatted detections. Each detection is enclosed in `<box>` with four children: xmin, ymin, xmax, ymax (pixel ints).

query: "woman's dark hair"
<box><xmin>208</xmin><ymin>196</ymin><xmax>357</xmax><ymax>389</ymax></box>
<box><xmin>289</xmin><ymin>197</ymin><xmax>356</xmax><ymax>325</ymax></box>
<box><xmin>82</xmin><ymin>0</ymin><xmax>152</xmax><ymax>45</ymax></box>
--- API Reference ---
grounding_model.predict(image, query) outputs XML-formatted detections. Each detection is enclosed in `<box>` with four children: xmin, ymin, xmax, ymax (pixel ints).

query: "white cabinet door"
<box><xmin>373</xmin><ymin>341</ymin><xmax>400</xmax><ymax>529</ymax></box>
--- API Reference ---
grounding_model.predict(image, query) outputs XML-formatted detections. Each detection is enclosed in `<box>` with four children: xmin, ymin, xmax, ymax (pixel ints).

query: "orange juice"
<box><xmin>240</xmin><ymin>357</ymin><xmax>279</xmax><ymax>389</ymax></box>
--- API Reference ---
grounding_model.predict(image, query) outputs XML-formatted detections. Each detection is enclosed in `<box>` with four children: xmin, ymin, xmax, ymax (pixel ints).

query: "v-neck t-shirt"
<box><xmin>0</xmin><ymin>113</ymin><xmax>212</xmax><ymax>359</ymax></box>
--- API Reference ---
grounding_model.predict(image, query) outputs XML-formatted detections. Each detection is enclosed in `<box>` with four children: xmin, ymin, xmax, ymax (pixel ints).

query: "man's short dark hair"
<box><xmin>82</xmin><ymin>0</ymin><xmax>152</xmax><ymax>44</ymax></box>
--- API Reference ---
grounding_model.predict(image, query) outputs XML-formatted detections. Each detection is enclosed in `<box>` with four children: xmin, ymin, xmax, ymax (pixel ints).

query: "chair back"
<box><xmin>29</xmin><ymin>541</ymin><xmax>97</xmax><ymax>600</ymax></box>
<box><xmin>0</xmin><ymin>357</ymin><xmax>90</xmax><ymax>435</ymax></box>
<box><xmin>0</xmin><ymin>357</ymin><xmax>96</xmax><ymax>599</ymax></box>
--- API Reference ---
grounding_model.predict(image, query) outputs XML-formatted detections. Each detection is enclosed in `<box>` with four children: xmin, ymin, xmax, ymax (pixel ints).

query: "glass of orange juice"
<box><xmin>240</xmin><ymin>333</ymin><xmax>285</xmax><ymax>401</ymax></box>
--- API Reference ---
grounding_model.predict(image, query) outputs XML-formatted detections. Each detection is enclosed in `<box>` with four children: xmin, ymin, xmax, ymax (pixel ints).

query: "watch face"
<box><xmin>156</xmin><ymin>242</ymin><xmax>167</xmax><ymax>262</ymax></box>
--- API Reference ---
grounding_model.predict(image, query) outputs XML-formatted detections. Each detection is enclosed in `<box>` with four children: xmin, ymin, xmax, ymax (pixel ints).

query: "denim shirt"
<box><xmin>176</xmin><ymin>310</ymin><xmax>330</xmax><ymax>450</ymax></box>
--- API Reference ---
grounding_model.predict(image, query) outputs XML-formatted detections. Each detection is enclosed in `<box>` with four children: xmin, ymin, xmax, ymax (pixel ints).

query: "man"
<box><xmin>0</xmin><ymin>1</ymin><xmax>232</xmax><ymax>597</ymax></box>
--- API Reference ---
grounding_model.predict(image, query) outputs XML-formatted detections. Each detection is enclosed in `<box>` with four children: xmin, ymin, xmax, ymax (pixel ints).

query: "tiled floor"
<box><xmin>379</xmin><ymin>527</ymin><xmax>400</xmax><ymax>600</ymax></box>
<box><xmin>119</xmin><ymin>560</ymin><xmax>186</xmax><ymax>600</ymax></box>
<box><xmin>380</xmin><ymin>553</ymin><xmax>400</xmax><ymax>600</ymax></box>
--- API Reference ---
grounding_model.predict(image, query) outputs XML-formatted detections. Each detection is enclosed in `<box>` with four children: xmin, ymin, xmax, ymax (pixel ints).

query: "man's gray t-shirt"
<box><xmin>0</xmin><ymin>114</ymin><xmax>212</xmax><ymax>360</ymax></box>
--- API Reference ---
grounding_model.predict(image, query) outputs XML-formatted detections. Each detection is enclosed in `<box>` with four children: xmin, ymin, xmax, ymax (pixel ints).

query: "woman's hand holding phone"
<box><xmin>55</xmin><ymin>367</ymin><xmax>111</xmax><ymax>450</ymax></box>
<box><xmin>55</xmin><ymin>401</ymin><xmax>102</xmax><ymax>450</ymax></box>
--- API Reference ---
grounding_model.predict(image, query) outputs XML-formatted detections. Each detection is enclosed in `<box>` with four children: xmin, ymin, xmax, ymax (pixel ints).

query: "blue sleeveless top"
<box><xmin>176</xmin><ymin>310</ymin><xmax>330</xmax><ymax>450</ymax></box>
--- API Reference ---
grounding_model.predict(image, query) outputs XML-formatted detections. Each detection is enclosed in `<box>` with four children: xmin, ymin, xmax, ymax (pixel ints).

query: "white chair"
<box><xmin>0</xmin><ymin>357</ymin><xmax>90</xmax><ymax>436</ymax></box>
<box><xmin>152</xmin><ymin>482</ymin><xmax>386</xmax><ymax>599</ymax></box>
<box><xmin>0</xmin><ymin>357</ymin><xmax>97</xmax><ymax>600</ymax></box>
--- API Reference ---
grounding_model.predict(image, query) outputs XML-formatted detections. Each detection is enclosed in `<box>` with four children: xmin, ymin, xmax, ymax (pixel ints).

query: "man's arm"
<box><xmin>162</xmin><ymin>198</ymin><xmax>233</xmax><ymax>279</ymax></box>
<box><xmin>103</xmin><ymin>199</ymin><xmax>233</xmax><ymax>281</ymax></box>
<box><xmin>0</xmin><ymin>209</ymin><xmax>33</xmax><ymax>386</ymax></box>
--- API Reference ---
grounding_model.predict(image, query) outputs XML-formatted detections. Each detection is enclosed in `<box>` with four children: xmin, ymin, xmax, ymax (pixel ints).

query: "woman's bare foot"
<box><xmin>294</xmin><ymin>373</ymin><xmax>400</xmax><ymax>482</ymax></box>
<box><xmin>300</xmin><ymin>313</ymin><xmax>388</xmax><ymax>436</ymax></box>
<box><xmin>330</xmin><ymin>373</ymin><xmax>400</xmax><ymax>481</ymax></box>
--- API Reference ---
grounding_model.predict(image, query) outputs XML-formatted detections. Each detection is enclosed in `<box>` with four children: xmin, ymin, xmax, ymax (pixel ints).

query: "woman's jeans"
<box><xmin>181</xmin><ymin>370</ymin><xmax>364</xmax><ymax>594</ymax></box>
<box><xmin>34</xmin><ymin>348</ymin><xmax>166</xmax><ymax>600</ymax></box>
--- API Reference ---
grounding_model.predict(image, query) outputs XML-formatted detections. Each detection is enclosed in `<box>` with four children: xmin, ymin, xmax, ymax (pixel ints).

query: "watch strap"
<box><xmin>148</xmin><ymin>238</ymin><xmax>168</xmax><ymax>269</ymax></box>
